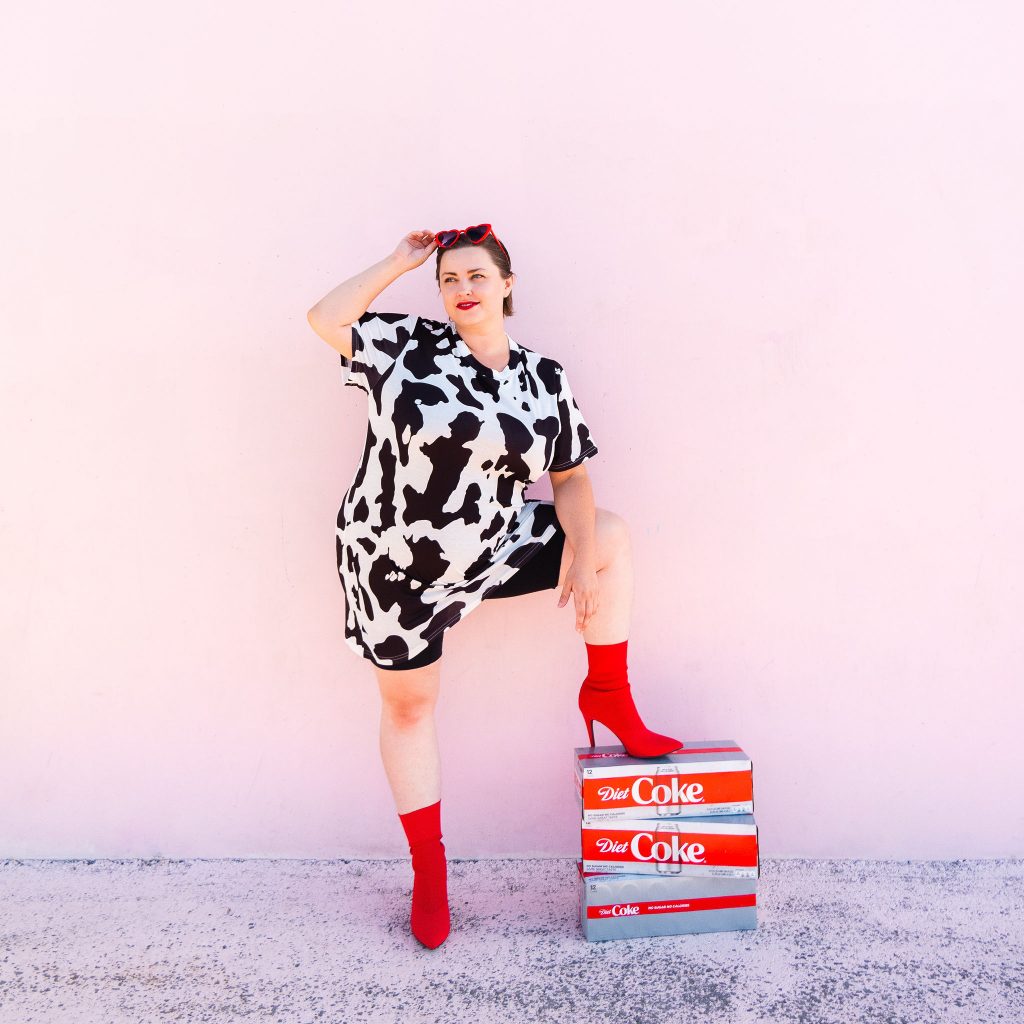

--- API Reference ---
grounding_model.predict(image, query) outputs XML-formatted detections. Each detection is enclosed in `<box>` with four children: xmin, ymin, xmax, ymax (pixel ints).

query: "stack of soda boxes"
<box><xmin>574</xmin><ymin>739</ymin><xmax>759</xmax><ymax>942</ymax></box>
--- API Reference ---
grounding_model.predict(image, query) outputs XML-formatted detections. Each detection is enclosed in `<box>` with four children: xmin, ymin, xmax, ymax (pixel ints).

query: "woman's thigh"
<box><xmin>491</xmin><ymin>502</ymin><xmax>625</xmax><ymax>598</ymax></box>
<box><xmin>484</xmin><ymin>502</ymin><xmax>574</xmax><ymax>600</ymax></box>
<box><xmin>368</xmin><ymin>629</ymin><xmax>444</xmax><ymax>701</ymax></box>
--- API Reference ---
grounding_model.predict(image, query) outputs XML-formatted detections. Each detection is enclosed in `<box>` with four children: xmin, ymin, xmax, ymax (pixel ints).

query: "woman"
<box><xmin>307</xmin><ymin>225</ymin><xmax>682</xmax><ymax>949</ymax></box>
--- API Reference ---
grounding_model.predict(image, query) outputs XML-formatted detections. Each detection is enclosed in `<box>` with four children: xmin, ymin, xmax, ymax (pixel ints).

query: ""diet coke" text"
<box><xmin>594</xmin><ymin>833</ymin><xmax>707</xmax><ymax>864</ymax></box>
<box><xmin>597</xmin><ymin>777</ymin><xmax>705</xmax><ymax>807</ymax></box>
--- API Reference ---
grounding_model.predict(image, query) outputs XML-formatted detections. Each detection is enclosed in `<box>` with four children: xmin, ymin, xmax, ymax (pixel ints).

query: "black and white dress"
<box><xmin>336</xmin><ymin>311</ymin><xmax>599</xmax><ymax>668</ymax></box>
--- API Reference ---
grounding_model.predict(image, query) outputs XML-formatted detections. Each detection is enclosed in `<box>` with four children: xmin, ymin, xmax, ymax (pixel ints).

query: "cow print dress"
<box><xmin>335</xmin><ymin>310</ymin><xmax>600</xmax><ymax>668</ymax></box>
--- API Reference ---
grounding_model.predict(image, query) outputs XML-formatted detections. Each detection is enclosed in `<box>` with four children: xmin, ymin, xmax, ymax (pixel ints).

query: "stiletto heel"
<box><xmin>579</xmin><ymin>678</ymin><xmax>683</xmax><ymax>759</ymax></box>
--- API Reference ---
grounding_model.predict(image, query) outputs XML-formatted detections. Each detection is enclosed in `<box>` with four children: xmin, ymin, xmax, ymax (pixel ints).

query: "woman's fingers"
<box><xmin>576</xmin><ymin>595</ymin><xmax>587</xmax><ymax>632</ymax></box>
<box><xmin>577</xmin><ymin>595</ymin><xmax>599</xmax><ymax>632</ymax></box>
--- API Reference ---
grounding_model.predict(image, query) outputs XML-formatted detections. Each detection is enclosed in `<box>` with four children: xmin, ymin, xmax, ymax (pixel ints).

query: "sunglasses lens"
<box><xmin>465</xmin><ymin>224</ymin><xmax>490</xmax><ymax>243</ymax></box>
<box><xmin>437</xmin><ymin>231</ymin><xmax>459</xmax><ymax>247</ymax></box>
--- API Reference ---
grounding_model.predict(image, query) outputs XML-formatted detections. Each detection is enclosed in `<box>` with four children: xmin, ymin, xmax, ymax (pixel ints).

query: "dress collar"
<box><xmin>452</xmin><ymin>328</ymin><xmax>520</xmax><ymax>377</ymax></box>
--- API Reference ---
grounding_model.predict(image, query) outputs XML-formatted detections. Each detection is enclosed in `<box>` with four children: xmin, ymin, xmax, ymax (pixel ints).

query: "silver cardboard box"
<box><xmin>578</xmin><ymin>860</ymin><xmax>758</xmax><ymax>941</ymax></box>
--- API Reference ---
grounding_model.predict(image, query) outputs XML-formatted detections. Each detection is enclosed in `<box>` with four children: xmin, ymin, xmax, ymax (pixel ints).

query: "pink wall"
<box><xmin>2</xmin><ymin>3</ymin><xmax>1022</xmax><ymax>858</ymax></box>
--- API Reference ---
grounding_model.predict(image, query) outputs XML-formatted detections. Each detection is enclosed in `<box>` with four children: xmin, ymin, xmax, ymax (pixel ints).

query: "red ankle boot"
<box><xmin>579</xmin><ymin>640</ymin><xmax>684</xmax><ymax>759</ymax></box>
<box><xmin>398</xmin><ymin>799</ymin><xmax>451</xmax><ymax>949</ymax></box>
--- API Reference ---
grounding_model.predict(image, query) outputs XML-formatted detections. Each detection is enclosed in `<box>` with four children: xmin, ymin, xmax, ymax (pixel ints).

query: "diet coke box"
<box><xmin>574</xmin><ymin>741</ymin><xmax>754</xmax><ymax>823</ymax></box>
<box><xmin>577</xmin><ymin>859</ymin><xmax>758</xmax><ymax>941</ymax></box>
<box><xmin>580</xmin><ymin>813</ymin><xmax>759</xmax><ymax>878</ymax></box>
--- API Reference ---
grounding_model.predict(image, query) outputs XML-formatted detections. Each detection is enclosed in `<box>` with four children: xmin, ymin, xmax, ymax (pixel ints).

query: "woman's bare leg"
<box><xmin>557</xmin><ymin>507</ymin><xmax>681</xmax><ymax>753</ymax></box>
<box><xmin>554</xmin><ymin>507</ymin><xmax>633</xmax><ymax>642</ymax></box>
<box><xmin>374</xmin><ymin>657</ymin><xmax>443</xmax><ymax>814</ymax></box>
<box><xmin>374</xmin><ymin>655</ymin><xmax>450</xmax><ymax>948</ymax></box>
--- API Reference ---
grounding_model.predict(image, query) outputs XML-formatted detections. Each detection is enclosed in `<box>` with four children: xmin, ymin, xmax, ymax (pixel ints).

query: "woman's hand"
<box><xmin>557</xmin><ymin>556</ymin><xmax>600</xmax><ymax>634</ymax></box>
<box><xmin>390</xmin><ymin>229</ymin><xmax>438</xmax><ymax>271</ymax></box>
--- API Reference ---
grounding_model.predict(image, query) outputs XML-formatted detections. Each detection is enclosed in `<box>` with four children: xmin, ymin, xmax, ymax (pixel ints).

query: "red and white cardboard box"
<box><xmin>580</xmin><ymin>812</ymin><xmax>759</xmax><ymax>878</ymax></box>
<box><xmin>574</xmin><ymin>741</ymin><xmax>754</xmax><ymax>823</ymax></box>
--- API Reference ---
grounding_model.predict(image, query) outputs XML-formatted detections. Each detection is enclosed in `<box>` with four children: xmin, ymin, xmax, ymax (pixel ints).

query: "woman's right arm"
<box><xmin>306</xmin><ymin>230</ymin><xmax>437</xmax><ymax>359</ymax></box>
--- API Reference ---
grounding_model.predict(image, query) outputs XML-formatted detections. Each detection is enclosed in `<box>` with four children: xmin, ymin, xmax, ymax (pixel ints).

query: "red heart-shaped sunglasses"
<box><xmin>433</xmin><ymin>223</ymin><xmax>509</xmax><ymax>262</ymax></box>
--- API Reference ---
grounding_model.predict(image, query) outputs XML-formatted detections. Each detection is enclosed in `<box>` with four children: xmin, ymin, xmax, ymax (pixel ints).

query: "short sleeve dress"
<box><xmin>335</xmin><ymin>310</ymin><xmax>600</xmax><ymax>668</ymax></box>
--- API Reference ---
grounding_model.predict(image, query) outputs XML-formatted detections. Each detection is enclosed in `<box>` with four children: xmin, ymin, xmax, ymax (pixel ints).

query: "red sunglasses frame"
<box><xmin>433</xmin><ymin>223</ymin><xmax>509</xmax><ymax>262</ymax></box>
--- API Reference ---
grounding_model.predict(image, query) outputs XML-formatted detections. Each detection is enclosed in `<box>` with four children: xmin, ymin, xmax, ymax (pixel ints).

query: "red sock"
<box><xmin>398</xmin><ymin>799</ymin><xmax>450</xmax><ymax>948</ymax></box>
<box><xmin>584</xmin><ymin>639</ymin><xmax>629</xmax><ymax>691</ymax></box>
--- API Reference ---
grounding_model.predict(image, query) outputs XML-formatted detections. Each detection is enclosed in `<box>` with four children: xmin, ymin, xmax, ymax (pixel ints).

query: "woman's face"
<box><xmin>438</xmin><ymin>247</ymin><xmax>513</xmax><ymax>328</ymax></box>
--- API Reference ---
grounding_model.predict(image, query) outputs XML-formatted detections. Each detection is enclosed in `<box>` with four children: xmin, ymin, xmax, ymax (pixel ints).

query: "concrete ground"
<box><xmin>0</xmin><ymin>857</ymin><xmax>1021</xmax><ymax>1024</ymax></box>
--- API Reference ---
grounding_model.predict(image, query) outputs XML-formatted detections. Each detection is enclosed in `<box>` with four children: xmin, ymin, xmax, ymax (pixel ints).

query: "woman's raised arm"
<box><xmin>306</xmin><ymin>230</ymin><xmax>437</xmax><ymax>358</ymax></box>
